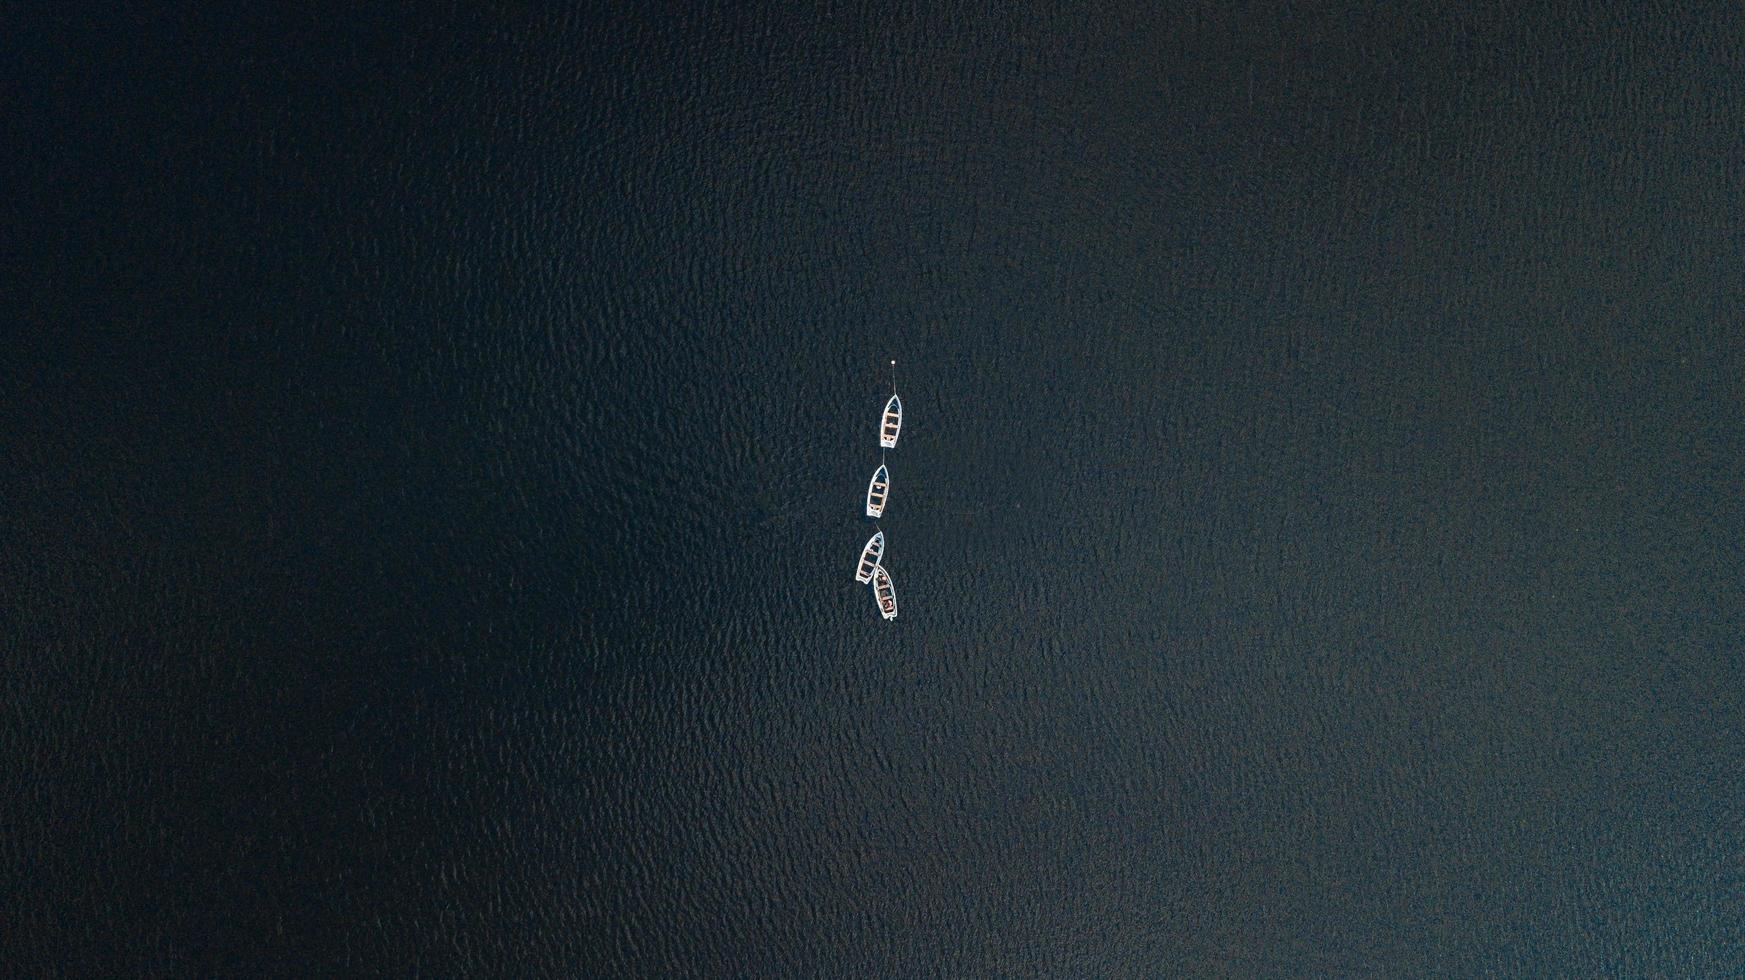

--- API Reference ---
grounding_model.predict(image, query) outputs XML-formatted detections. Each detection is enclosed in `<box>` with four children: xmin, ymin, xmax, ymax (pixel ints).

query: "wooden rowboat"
<box><xmin>865</xmin><ymin>463</ymin><xmax>889</xmax><ymax>518</ymax></box>
<box><xmin>880</xmin><ymin>394</ymin><xmax>903</xmax><ymax>449</ymax></box>
<box><xmin>872</xmin><ymin>564</ymin><xmax>897</xmax><ymax>620</ymax></box>
<box><xmin>855</xmin><ymin>530</ymin><xmax>884</xmax><ymax>583</ymax></box>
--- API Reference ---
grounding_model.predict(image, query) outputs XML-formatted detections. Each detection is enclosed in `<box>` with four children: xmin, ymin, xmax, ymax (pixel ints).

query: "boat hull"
<box><xmin>873</xmin><ymin>565</ymin><xmax>897</xmax><ymax>619</ymax></box>
<box><xmin>855</xmin><ymin>531</ymin><xmax>884</xmax><ymax>583</ymax></box>
<box><xmin>880</xmin><ymin>394</ymin><xmax>902</xmax><ymax>449</ymax></box>
<box><xmin>865</xmin><ymin>464</ymin><xmax>889</xmax><ymax>518</ymax></box>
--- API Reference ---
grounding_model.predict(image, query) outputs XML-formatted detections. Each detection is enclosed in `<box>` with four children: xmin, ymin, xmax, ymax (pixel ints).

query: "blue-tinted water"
<box><xmin>7</xmin><ymin>4</ymin><xmax>1744</xmax><ymax>975</ymax></box>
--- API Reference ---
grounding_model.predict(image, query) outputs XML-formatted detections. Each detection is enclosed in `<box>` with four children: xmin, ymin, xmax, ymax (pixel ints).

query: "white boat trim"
<box><xmin>855</xmin><ymin>530</ymin><xmax>885</xmax><ymax>583</ymax></box>
<box><xmin>880</xmin><ymin>394</ymin><xmax>903</xmax><ymax>449</ymax></box>
<box><xmin>872</xmin><ymin>564</ymin><xmax>897</xmax><ymax>619</ymax></box>
<box><xmin>865</xmin><ymin>463</ymin><xmax>889</xmax><ymax>518</ymax></box>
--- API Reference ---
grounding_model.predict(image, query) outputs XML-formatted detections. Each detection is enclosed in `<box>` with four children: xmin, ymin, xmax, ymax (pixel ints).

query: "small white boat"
<box><xmin>872</xmin><ymin>564</ymin><xmax>897</xmax><ymax>619</ymax></box>
<box><xmin>855</xmin><ymin>530</ymin><xmax>884</xmax><ymax>583</ymax></box>
<box><xmin>880</xmin><ymin>394</ymin><xmax>903</xmax><ymax>449</ymax></box>
<box><xmin>865</xmin><ymin>463</ymin><xmax>889</xmax><ymax>518</ymax></box>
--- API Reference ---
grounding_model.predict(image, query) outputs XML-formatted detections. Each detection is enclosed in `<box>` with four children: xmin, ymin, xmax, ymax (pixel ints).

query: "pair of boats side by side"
<box><xmin>856</xmin><ymin>529</ymin><xmax>895</xmax><ymax>619</ymax></box>
<box><xmin>856</xmin><ymin>389</ymin><xmax>902</xmax><ymax>620</ymax></box>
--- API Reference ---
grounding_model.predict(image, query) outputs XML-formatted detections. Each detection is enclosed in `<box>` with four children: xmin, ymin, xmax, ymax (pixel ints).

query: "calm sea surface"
<box><xmin>7</xmin><ymin>4</ymin><xmax>1745</xmax><ymax>975</ymax></box>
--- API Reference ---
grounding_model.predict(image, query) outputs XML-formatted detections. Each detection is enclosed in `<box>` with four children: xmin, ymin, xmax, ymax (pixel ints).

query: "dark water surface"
<box><xmin>8</xmin><ymin>4</ymin><xmax>1745</xmax><ymax>975</ymax></box>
